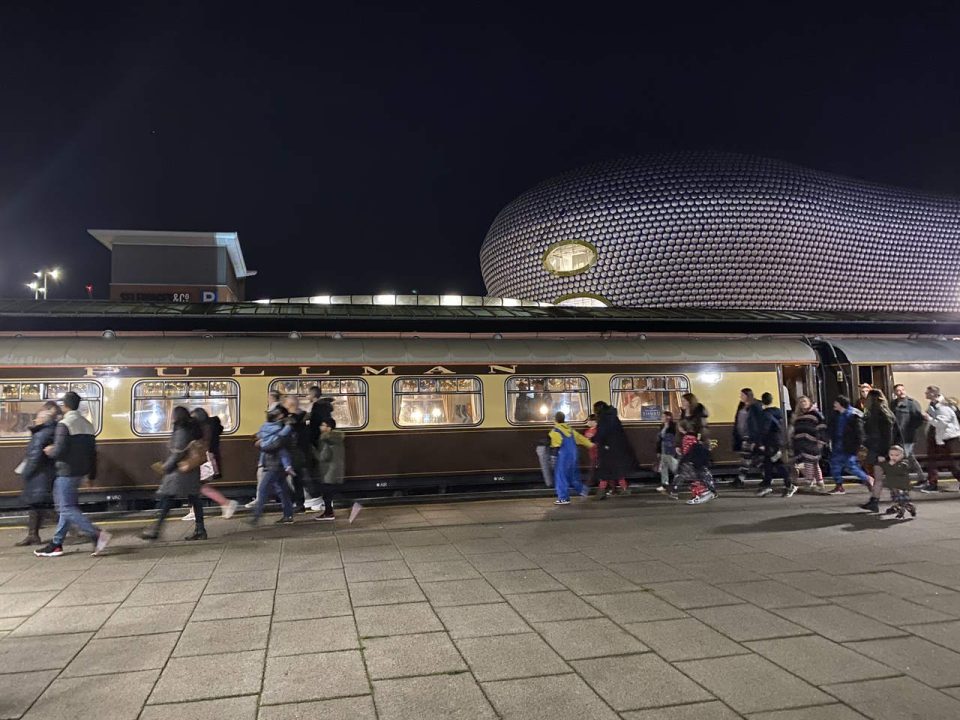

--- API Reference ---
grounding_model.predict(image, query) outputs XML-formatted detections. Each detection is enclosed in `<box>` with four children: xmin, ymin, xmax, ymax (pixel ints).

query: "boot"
<box><xmin>184</xmin><ymin>529</ymin><xmax>207</xmax><ymax>541</ymax></box>
<box><xmin>860</xmin><ymin>497</ymin><xmax>880</xmax><ymax>513</ymax></box>
<box><xmin>15</xmin><ymin>508</ymin><xmax>43</xmax><ymax>546</ymax></box>
<box><xmin>596</xmin><ymin>481</ymin><xmax>609</xmax><ymax>500</ymax></box>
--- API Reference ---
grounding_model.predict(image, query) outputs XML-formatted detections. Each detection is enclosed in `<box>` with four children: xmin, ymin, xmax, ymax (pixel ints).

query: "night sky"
<box><xmin>1</xmin><ymin>3</ymin><xmax>959</xmax><ymax>300</ymax></box>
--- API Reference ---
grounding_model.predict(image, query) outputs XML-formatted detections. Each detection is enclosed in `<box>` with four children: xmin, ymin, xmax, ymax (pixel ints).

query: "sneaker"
<box><xmin>756</xmin><ymin>487</ymin><xmax>774</xmax><ymax>498</ymax></box>
<box><xmin>920</xmin><ymin>485</ymin><xmax>939</xmax><ymax>494</ymax></box>
<box><xmin>244</xmin><ymin>500</ymin><xmax>257</xmax><ymax>509</ymax></box>
<box><xmin>732</xmin><ymin>476</ymin><xmax>745</xmax><ymax>488</ymax></box>
<box><xmin>349</xmin><ymin>502</ymin><xmax>363</xmax><ymax>524</ymax></box>
<box><xmin>222</xmin><ymin>500</ymin><xmax>239</xmax><ymax>520</ymax></box>
<box><xmin>34</xmin><ymin>542</ymin><xmax>64</xmax><ymax>557</ymax></box>
<box><xmin>181</xmin><ymin>510</ymin><xmax>195</xmax><ymax>522</ymax></box>
<box><xmin>828</xmin><ymin>486</ymin><xmax>846</xmax><ymax>495</ymax></box>
<box><xmin>275</xmin><ymin>517</ymin><xmax>294</xmax><ymax>525</ymax></box>
<box><xmin>884</xmin><ymin>505</ymin><xmax>898</xmax><ymax>515</ymax></box>
<box><xmin>579</xmin><ymin>487</ymin><xmax>590</xmax><ymax>498</ymax></box>
<box><xmin>656</xmin><ymin>485</ymin><xmax>667</xmax><ymax>494</ymax></box>
<box><xmin>784</xmin><ymin>485</ymin><xmax>799</xmax><ymax>498</ymax></box>
<box><xmin>554</xmin><ymin>499</ymin><xmax>571</xmax><ymax>505</ymax></box>
<box><xmin>315</xmin><ymin>511</ymin><xmax>336</xmax><ymax>521</ymax></box>
<box><xmin>667</xmin><ymin>492</ymin><xmax>679</xmax><ymax>500</ymax></box>
<box><xmin>859</xmin><ymin>498</ymin><xmax>880</xmax><ymax>513</ymax></box>
<box><xmin>687</xmin><ymin>490</ymin><xmax>716</xmax><ymax>505</ymax></box>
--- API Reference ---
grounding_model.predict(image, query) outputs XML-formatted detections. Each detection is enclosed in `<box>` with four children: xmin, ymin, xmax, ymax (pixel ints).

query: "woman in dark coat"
<box><xmin>141</xmin><ymin>406</ymin><xmax>206</xmax><ymax>541</ymax></box>
<box><xmin>679</xmin><ymin>393</ymin><xmax>709</xmax><ymax>438</ymax></box>
<box><xmin>179</xmin><ymin>408</ymin><xmax>237</xmax><ymax>521</ymax></box>
<box><xmin>863</xmin><ymin>389</ymin><xmax>898</xmax><ymax>473</ymax></box>
<box><xmin>593</xmin><ymin>401</ymin><xmax>636</xmax><ymax>498</ymax></box>
<box><xmin>790</xmin><ymin>395</ymin><xmax>827</xmax><ymax>489</ymax></box>
<box><xmin>15</xmin><ymin>401</ymin><xmax>60</xmax><ymax>546</ymax></box>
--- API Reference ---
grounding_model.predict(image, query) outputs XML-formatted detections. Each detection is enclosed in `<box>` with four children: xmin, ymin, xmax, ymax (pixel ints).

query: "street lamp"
<box><xmin>26</xmin><ymin>269</ymin><xmax>60</xmax><ymax>300</ymax></box>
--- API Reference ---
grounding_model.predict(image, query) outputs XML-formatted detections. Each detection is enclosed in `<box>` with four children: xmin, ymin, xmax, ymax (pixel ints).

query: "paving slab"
<box><xmin>573</xmin><ymin>652</ymin><xmax>713</xmax><ymax>710</ymax></box>
<box><xmin>22</xmin><ymin>668</ymin><xmax>158</xmax><ymax>720</ymax></box>
<box><xmin>607</xmin><ymin>560</ymin><xmax>692</xmax><ymax>584</ymax></box>
<box><xmin>620</xmin><ymin>701</ymin><xmax>742</xmax><ymax>720</ymax></box>
<box><xmin>824</xmin><ymin>676</ymin><xmax>960</xmax><ymax>719</ymax></box>
<box><xmin>149</xmin><ymin>649</ymin><xmax>264</xmax><ymax>703</ymax></box>
<box><xmin>773</xmin><ymin>604</ymin><xmax>905</xmax><ymax>643</ymax></box>
<box><xmin>10</xmin><ymin>603</ymin><xmax>118</xmax><ymax>636</ymax></box>
<box><xmin>191</xmin><ymin>589</ymin><xmax>274</xmax><ymax>620</ymax></box>
<box><xmin>261</xmin><ymin>650</ymin><xmax>368</xmax><ymax>705</ymax></box>
<box><xmin>362</xmin><ymin>631</ymin><xmax>465</xmax><ymax>679</ymax></box>
<box><xmin>407</xmin><ymin>560</ymin><xmax>479</xmax><ymax>582</ymax></box>
<box><xmin>373</xmin><ymin>672</ymin><xmax>495</xmax><ymax>720</ymax></box>
<box><xmin>645</xmin><ymin>580</ymin><xmax>744</xmax><ymax>609</ymax></box>
<box><xmin>483</xmin><ymin>568</ymin><xmax>565</xmax><ymax>594</ymax></box>
<box><xmin>272</xmin><ymin>588</ymin><xmax>352</xmax><ymax>621</ymax></box>
<box><xmin>832</xmin><ymin>592</ymin><xmax>953</xmax><ymax>625</ymax></box>
<box><xmin>691</xmin><ymin>604</ymin><xmax>812</xmax><ymax>642</ymax></box>
<box><xmin>718</xmin><ymin>580</ymin><xmax>827</xmax><ymax>609</ymax></box>
<box><xmin>504</xmin><ymin>590</ymin><xmax>602</xmax><ymax>622</ymax></box>
<box><xmin>257</xmin><ymin>695</ymin><xmax>376</xmax><ymax>720</ymax></box>
<box><xmin>269</xmin><ymin>616</ymin><xmax>359</xmax><ymax>656</ymax></box>
<box><xmin>0</xmin><ymin>632</ymin><xmax>93</xmax><ymax>675</ymax></box>
<box><xmin>0</xmin><ymin>669</ymin><xmax>58</xmax><ymax>719</ymax></box>
<box><xmin>455</xmin><ymin>632</ymin><xmax>569</xmax><ymax>681</ymax></box>
<box><xmin>744</xmin><ymin>636</ymin><xmax>895</xmax><ymax>685</ymax></box>
<box><xmin>553</xmin><ymin>568</ymin><xmax>639</xmax><ymax>595</ymax></box>
<box><xmin>276</xmin><ymin>569</ymin><xmax>345</xmax><ymax>594</ymax></box>
<box><xmin>420</xmin><ymin>578</ymin><xmax>502</xmax><ymax>606</ymax></box>
<box><xmin>846</xmin><ymin>635</ymin><xmax>960</xmax><ymax>687</ymax></box>
<box><xmin>677</xmin><ymin>654</ymin><xmax>833</xmax><ymax>714</ymax></box>
<box><xmin>398</xmin><ymin>544</ymin><xmax>464</xmax><ymax>563</ymax></box>
<box><xmin>345</xmin><ymin>559</ymin><xmax>413</xmax><ymax>582</ymax></box>
<box><xmin>141</xmin><ymin>561</ymin><xmax>218</xmax><ymax>583</ymax></box>
<box><xmin>767</xmin><ymin>571</ymin><xmax>875</xmax><ymax>597</ymax></box>
<box><xmin>534</xmin><ymin>617</ymin><xmax>647</xmax><ymax>659</ymax></box>
<box><xmin>0</xmin><ymin>591</ymin><xmax>57</xmax><ymax>618</ymax></box>
<box><xmin>123</xmin><ymin>579</ymin><xmax>206</xmax><ymax>607</ymax></box>
<box><xmin>62</xmin><ymin>632</ymin><xmax>178</xmax><ymax>677</ymax></box>
<box><xmin>139</xmin><ymin>695</ymin><xmax>258</xmax><ymax>720</ymax></box>
<box><xmin>174</xmin><ymin>616</ymin><xmax>271</xmax><ymax>656</ymax></box>
<box><xmin>96</xmin><ymin>601</ymin><xmax>195</xmax><ymax>638</ymax></box>
<box><xmin>482</xmin><ymin>674</ymin><xmax>618</xmax><ymax>720</ymax></box>
<box><xmin>746</xmin><ymin>705</ymin><xmax>872</xmax><ymax>720</ymax></box>
<box><xmin>625</xmin><ymin>618</ymin><xmax>749</xmax><ymax>661</ymax></box>
<box><xmin>0</xmin><ymin>570</ymin><xmax>83</xmax><ymax>593</ymax></box>
<box><xmin>586</xmin><ymin>590</ymin><xmax>688</xmax><ymax>623</ymax></box>
<box><xmin>436</xmin><ymin>602</ymin><xmax>531</xmax><ymax>638</ymax></box>
<box><xmin>204</xmin><ymin>570</ymin><xmax>277</xmax><ymax>594</ymax></box>
<box><xmin>341</xmin><ymin>544</ymin><xmax>402</xmax><ymax>563</ymax></box>
<box><xmin>350</xmin><ymin>578</ymin><xmax>426</xmax><ymax>606</ymax></box>
<box><xmin>355</xmin><ymin>601</ymin><xmax>443</xmax><ymax>637</ymax></box>
<box><xmin>47</xmin><ymin>579</ymin><xmax>138</xmax><ymax>607</ymax></box>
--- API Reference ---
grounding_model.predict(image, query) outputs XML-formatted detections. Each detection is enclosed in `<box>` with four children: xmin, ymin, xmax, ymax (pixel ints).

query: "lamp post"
<box><xmin>26</xmin><ymin>269</ymin><xmax>60</xmax><ymax>300</ymax></box>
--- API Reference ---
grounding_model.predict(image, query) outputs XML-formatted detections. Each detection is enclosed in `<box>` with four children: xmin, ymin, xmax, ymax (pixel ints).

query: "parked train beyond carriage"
<box><xmin>1</xmin><ymin>334</ymin><xmax>960</xmax><ymax>507</ymax></box>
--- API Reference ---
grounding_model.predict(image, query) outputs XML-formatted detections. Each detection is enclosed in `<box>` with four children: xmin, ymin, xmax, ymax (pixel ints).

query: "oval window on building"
<box><xmin>555</xmin><ymin>293</ymin><xmax>610</xmax><ymax>308</ymax></box>
<box><xmin>542</xmin><ymin>240</ymin><xmax>597</xmax><ymax>276</ymax></box>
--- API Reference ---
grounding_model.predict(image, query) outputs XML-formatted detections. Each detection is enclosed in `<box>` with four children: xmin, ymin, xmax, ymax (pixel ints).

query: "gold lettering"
<box><xmin>232</xmin><ymin>367</ymin><xmax>266</xmax><ymax>376</ymax></box>
<box><xmin>298</xmin><ymin>367</ymin><xmax>331</xmax><ymax>376</ymax></box>
<box><xmin>362</xmin><ymin>366</ymin><xmax>396</xmax><ymax>376</ymax></box>
<box><xmin>424</xmin><ymin>365</ymin><xmax>456</xmax><ymax>375</ymax></box>
<box><xmin>156</xmin><ymin>367</ymin><xmax>192</xmax><ymax>377</ymax></box>
<box><xmin>84</xmin><ymin>367</ymin><xmax>95</xmax><ymax>377</ymax></box>
<box><xmin>488</xmin><ymin>364</ymin><xmax>517</xmax><ymax>375</ymax></box>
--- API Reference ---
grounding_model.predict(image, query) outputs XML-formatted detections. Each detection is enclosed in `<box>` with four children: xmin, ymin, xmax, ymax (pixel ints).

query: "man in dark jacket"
<box><xmin>307</xmin><ymin>386</ymin><xmax>335</xmax><ymax>447</ymax></box>
<box><xmin>35</xmin><ymin>392</ymin><xmax>110</xmax><ymax>557</ymax></box>
<box><xmin>733</xmin><ymin>388</ymin><xmax>767</xmax><ymax>487</ymax></box>
<box><xmin>282</xmin><ymin>395</ymin><xmax>312</xmax><ymax>512</ymax></box>
<box><xmin>890</xmin><ymin>384</ymin><xmax>925</xmax><ymax>483</ymax></box>
<box><xmin>826</xmin><ymin>395</ymin><xmax>873</xmax><ymax>495</ymax></box>
<box><xmin>756</xmin><ymin>392</ymin><xmax>793</xmax><ymax>497</ymax></box>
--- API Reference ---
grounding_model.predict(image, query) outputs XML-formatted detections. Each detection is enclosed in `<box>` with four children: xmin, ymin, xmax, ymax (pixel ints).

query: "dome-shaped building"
<box><xmin>479</xmin><ymin>152</ymin><xmax>960</xmax><ymax>311</ymax></box>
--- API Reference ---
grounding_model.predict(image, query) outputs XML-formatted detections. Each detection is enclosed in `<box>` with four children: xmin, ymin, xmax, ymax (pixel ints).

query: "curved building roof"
<box><xmin>479</xmin><ymin>152</ymin><xmax>960</xmax><ymax>311</ymax></box>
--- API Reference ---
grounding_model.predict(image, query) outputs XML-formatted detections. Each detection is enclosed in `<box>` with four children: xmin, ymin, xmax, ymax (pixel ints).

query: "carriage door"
<box><xmin>857</xmin><ymin>365</ymin><xmax>892</xmax><ymax>398</ymax></box>
<box><xmin>780</xmin><ymin>364</ymin><xmax>812</xmax><ymax>417</ymax></box>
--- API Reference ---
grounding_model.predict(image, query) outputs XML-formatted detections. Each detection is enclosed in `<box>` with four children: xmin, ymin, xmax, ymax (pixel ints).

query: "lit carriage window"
<box><xmin>132</xmin><ymin>379</ymin><xmax>239</xmax><ymax>435</ymax></box>
<box><xmin>393</xmin><ymin>376</ymin><xmax>483</xmax><ymax>427</ymax></box>
<box><xmin>506</xmin><ymin>376</ymin><xmax>590</xmax><ymax>425</ymax></box>
<box><xmin>542</xmin><ymin>240</ymin><xmax>598</xmax><ymax>276</ymax></box>
<box><xmin>0</xmin><ymin>380</ymin><xmax>103</xmax><ymax>439</ymax></box>
<box><xmin>610</xmin><ymin>375</ymin><xmax>689</xmax><ymax>423</ymax></box>
<box><xmin>267</xmin><ymin>377</ymin><xmax>369</xmax><ymax>429</ymax></box>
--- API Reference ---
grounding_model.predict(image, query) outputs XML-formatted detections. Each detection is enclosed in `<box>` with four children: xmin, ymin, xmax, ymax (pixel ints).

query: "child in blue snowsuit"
<box><xmin>548</xmin><ymin>411</ymin><xmax>594</xmax><ymax>505</ymax></box>
<box><xmin>257</xmin><ymin>410</ymin><xmax>295</xmax><ymax>474</ymax></box>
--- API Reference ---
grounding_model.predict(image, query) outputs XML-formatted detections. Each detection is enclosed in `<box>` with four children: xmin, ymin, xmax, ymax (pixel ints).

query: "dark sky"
<box><xmin>1</xmin><ymin>2</ymin><xmax>959</xmax><ymax>300</ymax></box>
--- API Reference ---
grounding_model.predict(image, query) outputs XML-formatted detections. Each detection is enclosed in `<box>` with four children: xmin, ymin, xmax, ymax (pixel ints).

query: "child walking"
<box><xmin>861</xmin><ymin>445</ymin><xmax>916</xmax><ymax>518</ymax></box>
<box><xmin>548</xmin><ymin>412</ymin><xmax>593</xmax><ymax>505</ymax></box>
<box><xmin>671</xmin><ymin>420</ymin><xmax>717</xmax><ymax>505</ymax></box>
<box><xmin>655</xmin><ymin>411</ymin><xmax>679</xmax><ymax>494</ymax></box>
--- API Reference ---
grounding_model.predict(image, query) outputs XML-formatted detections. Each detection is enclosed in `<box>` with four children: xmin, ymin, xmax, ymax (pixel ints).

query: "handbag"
<box><xmin>177</xmin><ymin>440</ymin><xmax>209</xmax><ymax>473</ymax></box>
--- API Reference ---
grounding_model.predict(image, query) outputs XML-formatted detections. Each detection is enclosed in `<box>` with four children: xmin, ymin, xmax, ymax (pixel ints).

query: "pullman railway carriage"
<box><xmin>2</xmin><ymin>300</ymin><xmax>960</xmax><ymax>507</ymax></box>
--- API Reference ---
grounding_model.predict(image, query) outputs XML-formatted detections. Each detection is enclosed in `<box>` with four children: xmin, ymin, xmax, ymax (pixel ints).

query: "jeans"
<box><xmin>254</xmin><ymin>469</ymin><xmax>293</xmax><ymax>520</ymax></box>
<box><xmin>659</xmin><ymin>455</ymin><xmax>678</xmax><ymax>486</ymax></box>
<box><xmin>52</xmin><ymin>476</ymin><xmax>99</xmax><ymax>545</ymax></box>
<box><xmin>760</xmin><ymin>455</ymin><xmax>792</xmax><ymax>488</ymax></box>
<box><xmin>829</xmin><ymin>452</ymin><xmax>871</xmax><ymax>486</ymax></box>
<box><xmin>926</xmin><ymin>436</ymin><xmax>960</xmax><ymax>487</ymax></box>
<box><xmin>554</xmin><ymin>458</ymin><xmax>585</xmax><ymax>501</ymax></box>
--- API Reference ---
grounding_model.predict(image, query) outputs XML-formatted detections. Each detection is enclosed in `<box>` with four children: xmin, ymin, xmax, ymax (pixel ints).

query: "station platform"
<box><xmin>2</xmin><ymin>486</ymin><xmax>960</xmax><ymax>719</ymax></box>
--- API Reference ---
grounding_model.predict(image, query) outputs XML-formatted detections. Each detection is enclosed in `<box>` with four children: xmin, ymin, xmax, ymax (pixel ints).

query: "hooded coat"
<box><xmin>316</xmin><ymin>430</ymin><xmax>346</xmax><ymax>485</ymax></box>
<box><xmin>594</xmin><ymin>406</ymin><xmax>635</xmax><ymax>481</ymax></box>
<box><xmin>157</xmin><ymin>422</ymin><xmax>203</xmax><ymax>497</ymax></box>
<box><xmin>19</xmin><ymin>419</ymin><xmax>57</xmax><ymax>506</ymax></box>
<box><xmin>791</xmin><ymin>405</ymin><xmax>827</xmax><ymax>462</ymax></box>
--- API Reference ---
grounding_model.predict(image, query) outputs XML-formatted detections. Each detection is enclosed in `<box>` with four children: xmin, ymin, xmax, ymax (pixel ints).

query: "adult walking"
<box><xmin>251</xmin><ymin>405</ymin><xmax>295</xmax><ymax>525</ymax></box>
<box><xmin>35</xmin><ymin>391</ymin><xmax>111</xmax><ymax>557</ymax></box>
<box><xmin>918</xmin><ymin>385</ymin><xmax>960</xmax><ymax>492</ymax></box>
<box><xmin>756</xmin><ymin>392</ymin><xmax>792</xmax><ymax>497</ymax></box>
<box><xmin>181</xmin><ymin>408</ymin><xmax>238</xmax><ymax>521</ymax></box>
<box><xmin>732</xmin><ymin>388</ymin><xmax>766</xmax><ymax>488</ymax></box>
<box><xmin>283</xmin><ymin>395</ymin><xmax>312</xmax><ymax>513</ymax></box>
<box><xmin>890</xmin><ymin>384</ymin><xmax>926</xmax><ymax>484</ymax></box>
<box><xmin>313</xmin><ymin>417</ymin><xmax>347</xmax><ymax>520</ymax></box>
<box><xmin>863</xmin><ymin>389</ymin><xmax>898</xmax><ymax>473</ymax></box>
<box><xmin>679</xmin><ymin>393</ymin><xmax>709</xmax><ymax>438</ymax></box>
<box><xmin>790</xmin><ymin>395</ymin><xmax>827</xmax><ymax>490</ymax></box>
<box><xmin>308</xmin><ymin>387</ymin><xmax>334</xmax><ymax>447</ymax></box>
<box><xmin>15</xmin><ymin>401</ymin><xmax>59</xmax><ymax>546</ymax></box>
<box><xmin>826</xmin><ymin>395</ymin><xmax>872</xmax><ymax>495</ymax></box>
<box><xmin>592</xmin><ymin>400</ymin><xmax>634</xmax><ymax>498</ymax></box>
<box><xmin>141</xmin><ymin>406</ymin><xmax>207</xmax><ymax>541</ymax></box>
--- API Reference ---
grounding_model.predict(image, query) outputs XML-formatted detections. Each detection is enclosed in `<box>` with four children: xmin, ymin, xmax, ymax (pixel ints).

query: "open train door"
<box><xmin>811</xmin><ymin>339</ymin><xmax>854</xmax><ymax>408</ymax></box>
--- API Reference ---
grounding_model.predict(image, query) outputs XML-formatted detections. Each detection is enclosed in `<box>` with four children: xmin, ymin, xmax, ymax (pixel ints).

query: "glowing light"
<box><xmin>431</xmin><ymin>407</ymin><xmax>442</xmax><ymax>418</ymax></box>
<box><xmin>103</xmin><ymin>377</ymin><xmax>120</xmax><ymax>390</ymax></box>
<box><xmin>441</xmin><ymin>294</ymin><xmax>461</xmax><ymax>306</ymax></box>
<box><xmin>411</xmin><ymin>408</ymin><xmax>423</xmax><ymax>422</ymax></box>
<box><xmin>539</xmin><ymin>404</ymin><xmax>549</xmax><ymax>415</ymax></box>
<box><xmin>33</xmin><ymin>271</ymin><xmax>42</xmax><ymax>279</ymax></box>
<box><xmin>254</xmin><ymin>299</ymin><xmax>271</xmax><ymax>304</ymax></box>
<box><xmin>310</xmin><ymin>295</ymin><xmax>331</xmax><ymax>304</ymax></box>
<box><xmin>374</xmin><ymin>294</ymin><xmax>397</xmax><ymax>305</ymax></box>
<box><xmin>26</xmin><ymin>282</ymin><xmax>38</xmax><ymax>291</ymax></box>
<box><xmin>48</xmin><ymin>269</ymin><xmax>60</xmax><ymax>280</ymax></box>
<box><xmin>697</xmin><ymin>371</ymin><xmax>722</xmax><ymax>385</ymax></box>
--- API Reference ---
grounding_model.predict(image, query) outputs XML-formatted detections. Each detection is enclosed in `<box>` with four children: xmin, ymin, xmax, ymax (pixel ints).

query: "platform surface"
<box><xmin>3</xmin><ymin>487</ymin><xmax>960</xmax><ymax>719</ymax></box>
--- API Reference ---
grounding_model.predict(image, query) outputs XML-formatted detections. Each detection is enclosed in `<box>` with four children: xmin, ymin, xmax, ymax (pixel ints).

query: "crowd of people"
<box><xmin>546</xmin><ymin>383</ymin><xmax>960</xmax><ymax>517</ymax></box>
<box><xmin>16</xmin><ymin>386</ymin><xmax>350</xmax><ymax>555</ymax></box>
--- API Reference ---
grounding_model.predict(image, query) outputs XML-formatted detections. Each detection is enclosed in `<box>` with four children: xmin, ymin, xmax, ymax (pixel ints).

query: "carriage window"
<box><xmin>506</xmin><ymin>376</ymin><xmax>590</xmax><ymax>424</ymax></box>
<box><xmin>394</xmin><ymin>376</ymin><xmax>483</xmax><ymax>427</ymax></box>
<box><xmin>133</xmin><ymin>379</ymin><xmax>239</xmax><ymax>435</ymax></box>
<box><xmin>611</xmin><ymin>375</ymin><xmax>689</xmax><ymax>422</ymax></box>
<box><xmin>268</xmin><ymin>377</ymin><xmax>368</xmax><ymax>429</ymax></box>
<box><xmin>0</xmin><ymin>381</ymin><xmax>102</xmax><ymax>438</ymax></box>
